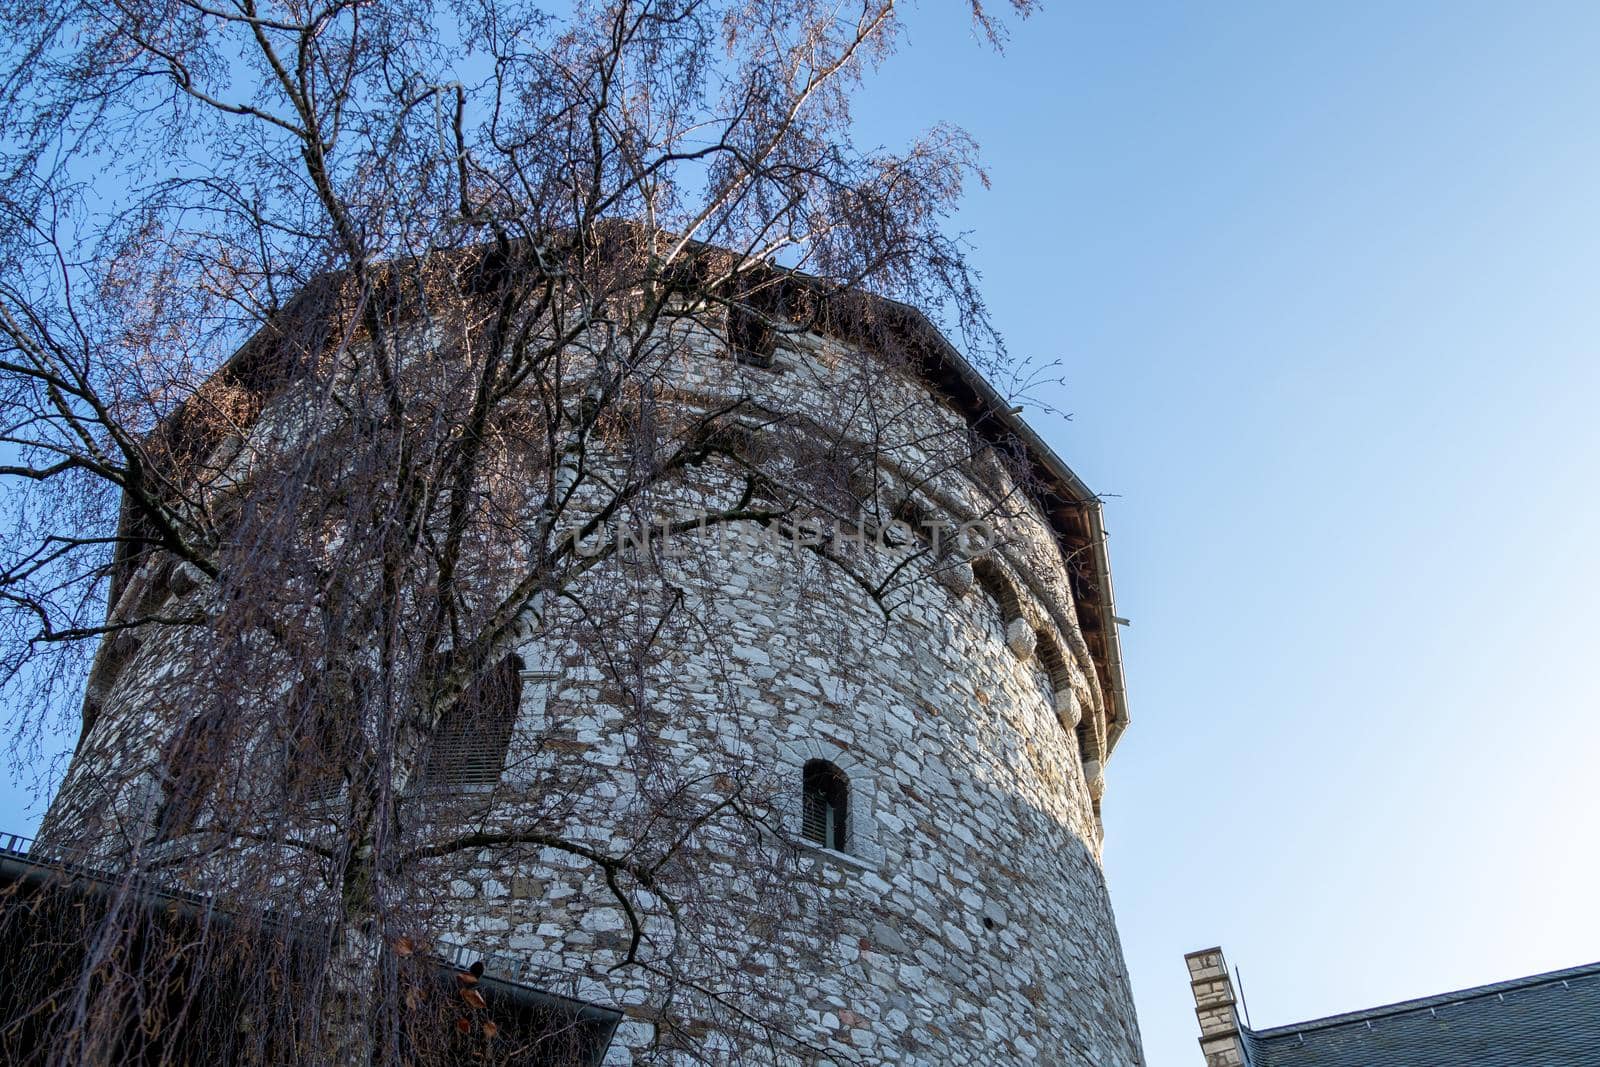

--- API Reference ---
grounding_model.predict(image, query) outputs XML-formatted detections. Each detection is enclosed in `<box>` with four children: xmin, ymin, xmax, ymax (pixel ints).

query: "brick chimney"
<box><xmin>1184</xmin><ymin>947</ymin><xmax>1249</xmax><ymax>1066</ymax></box>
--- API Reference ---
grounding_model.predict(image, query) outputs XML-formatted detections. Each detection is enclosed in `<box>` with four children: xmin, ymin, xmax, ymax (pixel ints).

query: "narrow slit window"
<box><xmin>801</xmin><ymin>759</ymin><xmax>849</xmax><ymax>851</ymax></box>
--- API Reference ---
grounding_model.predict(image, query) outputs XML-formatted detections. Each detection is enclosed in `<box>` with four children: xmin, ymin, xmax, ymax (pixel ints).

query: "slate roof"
<box><xmin>1242</xmin><ymin>960</ymin><xmax>1600</xmax><ymax>1067</ymax></box>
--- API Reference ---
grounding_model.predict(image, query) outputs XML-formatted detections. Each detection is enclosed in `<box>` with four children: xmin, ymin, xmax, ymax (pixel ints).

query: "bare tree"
<box><xmin>0</xmin><ymin>1</ymin><xmax>1058</xmax><ymax>1063</ymax></box>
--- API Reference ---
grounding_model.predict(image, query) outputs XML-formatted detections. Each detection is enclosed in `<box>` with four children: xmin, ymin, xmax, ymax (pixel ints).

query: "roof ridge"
<box><xmin>1246</xmin><ymin>959</ymin><xmax>1600</xmax><ymax>1039</ymax></box>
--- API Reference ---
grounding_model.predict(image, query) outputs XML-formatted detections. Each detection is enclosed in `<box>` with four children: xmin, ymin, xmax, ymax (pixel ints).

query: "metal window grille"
<box><xmin>423</xmin><ymin>655</ymin><xmax>523</xmax><ymax>787</ymax></box>
<box><xmin>801</xmin><ymin>759</ymin><xmax>849</xmax><ymax>852</ymax></box>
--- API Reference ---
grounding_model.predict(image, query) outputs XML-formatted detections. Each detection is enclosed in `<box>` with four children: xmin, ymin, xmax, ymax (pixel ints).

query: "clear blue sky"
<box><xmin>6</xmin><ymin>4</ymin><xmax>1599</xmax><ymax>1065</ymax></box>
<box><xmin>851</xmin><ymin>2</ymin><xmax>1600</xmax><ymax>1064</ymax></box>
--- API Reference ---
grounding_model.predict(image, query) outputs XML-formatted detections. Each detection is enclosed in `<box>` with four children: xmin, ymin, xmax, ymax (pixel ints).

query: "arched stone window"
<box><xmin>801</xmin><ymin>759</ymin><xmax>849</xmax><ymax>851</ymax></box>
<box><xmin>781</xmin><ymin>739</ymin><xmax>881</xmax><ymax>863</ymax></box>
<box><xmin>285</xmin><ymin>668</ymin><xmax>366</xmax><ymax>801</ymax></box>
<box><xmin>424</xmin><ymin>654</ymin><xmax>523</xmax><ymax>787</ymax></box>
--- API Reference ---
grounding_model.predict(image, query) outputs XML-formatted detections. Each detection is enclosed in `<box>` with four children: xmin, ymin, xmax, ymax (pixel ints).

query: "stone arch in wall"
<box><xmin>776</xmin><ymin>737</ymin><xmax>884</xmax><ymax>864</ymax></box>
<box><xmin>860</xmin><ymin>484</ymin><xmax>978</xmax><ymax>597</ymax></box>
<box><xmin>970</xmin><ymin>556</ymin><xmax>1036</xmax><ymax>660</ymax></box>
<box><xmin>669</xmin><ymin>405</ymin><xmax>1060</xmax><ymax>619</ymax></box>
<box><xmin>969</xmin><ymin>555</ymin><xmax>1107</xmax><ymax>823</ymax></box>
<box><xmin>1037</xmin><ymin>627</ymin><xmax>1105</xmax><ymax>827</ymax></box>
<box><xmin>1034</xmin><ymin>631</ymin><xmax>1082</xmax><ymax>733</ymax></box>
<box><xmin>693</xmin><ymin>424</ymin><xmax>996</xmax><ymax>621</ymax></box>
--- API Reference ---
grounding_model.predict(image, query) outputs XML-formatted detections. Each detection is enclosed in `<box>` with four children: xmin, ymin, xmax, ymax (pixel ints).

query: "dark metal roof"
<box><xmin>1243</xmin><ymin>961</ymin><xmax>1600</xmax><ymax>1067</ymax></box>
<box><xmin>0</xmin><ymin>831</ymin><xmax>621</xmax><ymax>1065</ymax></box>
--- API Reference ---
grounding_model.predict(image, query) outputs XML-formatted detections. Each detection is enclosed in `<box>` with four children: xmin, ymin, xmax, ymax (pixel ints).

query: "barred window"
<box><xmin>423</xmin><ymin>655</ymin><xmax>523</xmax><ymax>787</ymax></box>
<box><xmin>801</xmin><ymin>759</ymin><xmax>849</xmax><ymax>852</ymax></box>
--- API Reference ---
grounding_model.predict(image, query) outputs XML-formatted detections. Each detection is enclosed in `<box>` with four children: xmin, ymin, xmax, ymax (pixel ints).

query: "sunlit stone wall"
<box><xmin>40</xmin><ymin>311</ymin><xmax>1143</xmax><ymax>1066</ymax></box>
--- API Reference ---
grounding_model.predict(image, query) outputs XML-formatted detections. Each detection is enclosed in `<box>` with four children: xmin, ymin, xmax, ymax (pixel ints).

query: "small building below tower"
<box><xmin>1184</xmin><ymin>946</ymin><xmax>1600</xmax><ymax>1066</ymax></box>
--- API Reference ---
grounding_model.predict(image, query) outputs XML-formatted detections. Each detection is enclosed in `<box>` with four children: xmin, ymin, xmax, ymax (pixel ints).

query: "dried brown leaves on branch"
<box><xmin>0</xmin><ymin>1</ymin><xmax>1038</xmax><ymax>1063</ymax></box>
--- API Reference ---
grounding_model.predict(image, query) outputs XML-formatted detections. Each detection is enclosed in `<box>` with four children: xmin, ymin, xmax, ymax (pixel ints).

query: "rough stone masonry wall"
<box><xmin>425</xmin><ymin>322</ymin><xmax>1144</xmax><ymax>1065</ymax></box>
<box><xmin>39</xmin><ymin>311</ymin><xmax>1145</xmax><ymax>1065</ymax></box>
<box><xmin>450</xmin><ymin>541</ymin><xmax>1143</xmax><ymax>1064</ymax></box>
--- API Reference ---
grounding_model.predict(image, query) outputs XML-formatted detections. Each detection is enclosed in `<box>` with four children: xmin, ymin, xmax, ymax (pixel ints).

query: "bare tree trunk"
<box><xmin>323</xmin><ymin>923</ymin><xmax>382</xmax><ymax>1067</ymax></box>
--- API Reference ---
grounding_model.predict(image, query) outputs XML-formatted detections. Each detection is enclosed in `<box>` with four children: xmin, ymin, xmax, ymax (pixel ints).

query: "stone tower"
<box><xmin>37</xmin><ymin>265</ymin><xmax>1143</xmax><ymax>1065</ymax></box>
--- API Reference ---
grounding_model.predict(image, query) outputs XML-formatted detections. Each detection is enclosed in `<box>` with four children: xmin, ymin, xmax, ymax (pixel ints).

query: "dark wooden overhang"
<box><xmin>0</xmin><ymin>833</ymin><xmax>621</xmax><ymax>1065</ymax></box>
<box><xmin>862</xmin><ymin>295</ymin><xmax>1131</xmax><ymax>759</ymax></box>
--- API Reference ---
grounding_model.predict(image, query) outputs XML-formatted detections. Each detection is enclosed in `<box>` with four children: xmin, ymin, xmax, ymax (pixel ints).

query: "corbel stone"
<box><xmin>1004</xmin><ymin>617</ymin><xmax>1036</xmax><ymax>659</ymax></box>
